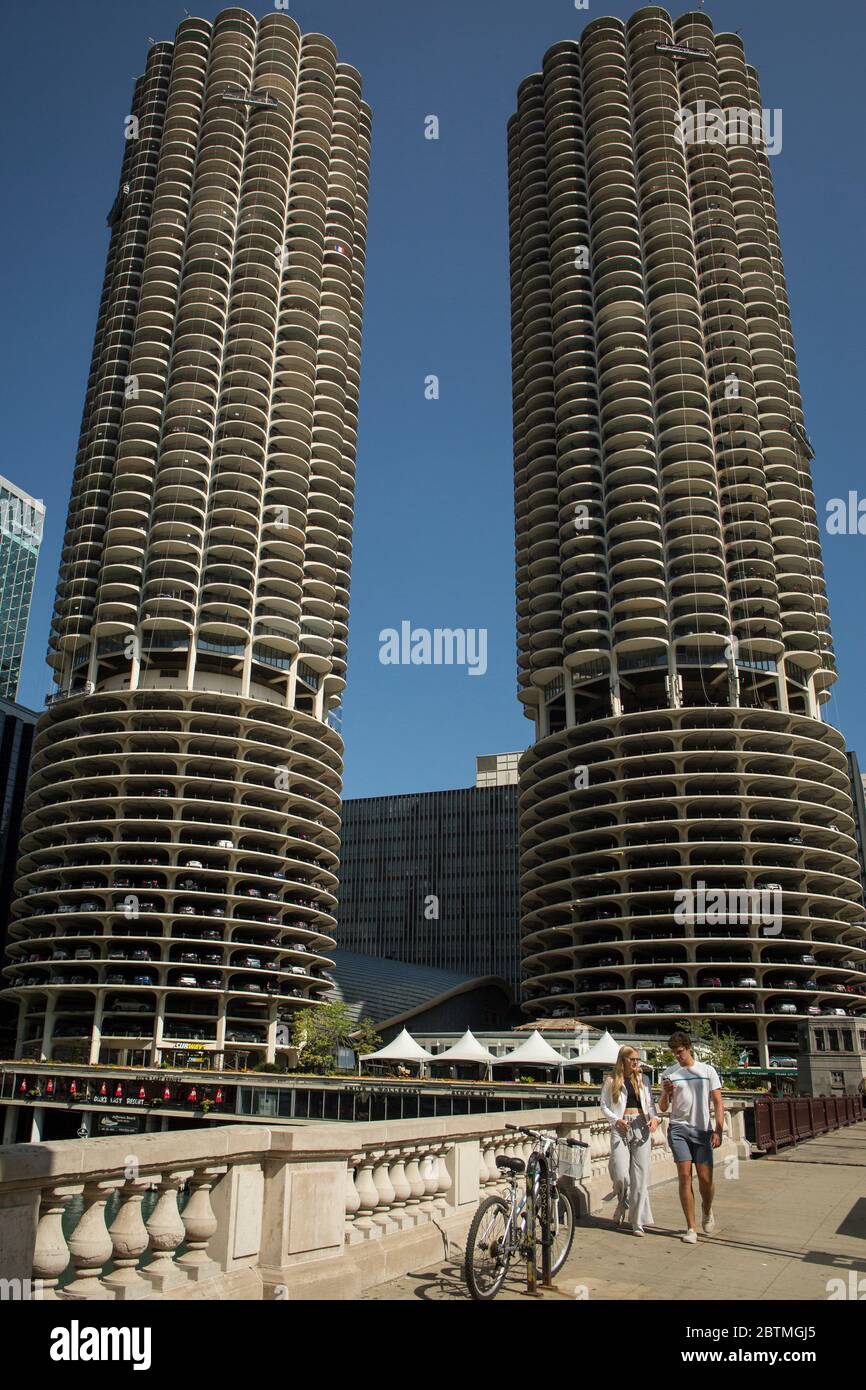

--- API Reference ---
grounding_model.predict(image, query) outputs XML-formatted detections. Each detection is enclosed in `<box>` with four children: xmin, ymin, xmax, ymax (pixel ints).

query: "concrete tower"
<box><xmin>508</xmin><ymin>7</ymin><xmax>865</xmax><ymax>1061</ymax></box>
<box><xmin>3</xmin><ymin>8</ymin><xmax>370</xmax><ymax>1067</ymax></box>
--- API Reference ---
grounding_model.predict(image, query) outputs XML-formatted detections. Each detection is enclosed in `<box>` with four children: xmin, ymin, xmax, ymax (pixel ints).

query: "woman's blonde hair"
<box><xmin>609</xmin><ymin>1045</ymin><xmax>642</xmax><ymax>1103</ymax></box>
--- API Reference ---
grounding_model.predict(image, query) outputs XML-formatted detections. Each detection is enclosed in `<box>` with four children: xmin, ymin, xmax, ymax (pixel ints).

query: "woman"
<box><xmin>599</xmin><ymin>1046</ymin><xmax>659</xmax><ymax>1236</ymax></box>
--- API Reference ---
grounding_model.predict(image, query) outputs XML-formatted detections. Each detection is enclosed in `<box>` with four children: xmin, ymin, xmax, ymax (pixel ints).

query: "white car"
<box><xmin>216</xmin><ymin>839</ymin><xmax>234</xmax><ymax>850</ymax></box>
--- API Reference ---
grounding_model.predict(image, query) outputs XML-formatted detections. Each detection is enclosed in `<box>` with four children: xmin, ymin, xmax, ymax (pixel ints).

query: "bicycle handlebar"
<box><xmin>504</xmin><ymin>1123</ymin><xmax>589</xmax><ymax>1149</ymax></box>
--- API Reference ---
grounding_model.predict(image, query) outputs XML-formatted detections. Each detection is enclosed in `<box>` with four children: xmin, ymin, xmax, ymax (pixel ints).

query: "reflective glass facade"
<box><xmin>0</xmin><ymin>478</ymin><xmax>44</xmax><ymax>701</ymax></box>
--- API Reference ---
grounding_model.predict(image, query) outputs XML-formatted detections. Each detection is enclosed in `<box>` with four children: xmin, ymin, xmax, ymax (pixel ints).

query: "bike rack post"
<box><xmin>523</xmin><ymin>1160</ymin><xmax>539</xmax><ymax>1297</ymax></box>
<box><xmin>537</xmin><ymin>1157</ymin><xmax>556</xmax><ymax>1292</ymax></box>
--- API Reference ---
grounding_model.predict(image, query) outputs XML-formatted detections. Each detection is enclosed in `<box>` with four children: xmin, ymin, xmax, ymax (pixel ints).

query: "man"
<box><xmin>657</xmin><ymin>1030</ymin><xmax>724</xmax><ymax>1244</ymax></box>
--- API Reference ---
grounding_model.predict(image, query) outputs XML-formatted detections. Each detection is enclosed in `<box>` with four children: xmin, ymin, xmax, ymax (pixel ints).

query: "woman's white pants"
<box><xmin>608</xmin><ymin>1117</ymin><xmax>654</xmax><ymax>1231</ymax></box>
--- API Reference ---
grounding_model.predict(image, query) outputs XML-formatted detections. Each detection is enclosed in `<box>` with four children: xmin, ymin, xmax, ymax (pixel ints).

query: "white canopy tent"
<box><xmin>430</xmin><ymin>1030</ymin><xmax>497</xmax><ymax>1076</ymax></box>
<box><xmin>491</xmin><ymin>1029</ymin><xmax>565</xmax><ymax>1077</ymax></box>
<box><xmin>561</xmin><ymin>1030</ymin><xmax>622</xmax><ymax>1069</ymax></box>
<box><xmin>358</xmin><ymin>1028</ymin><xmax>434</xmax><ymax>1071</ymax></box>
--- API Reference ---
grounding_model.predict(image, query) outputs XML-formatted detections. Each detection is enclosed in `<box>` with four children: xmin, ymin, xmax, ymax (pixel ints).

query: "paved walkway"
<box><xmin>360</xmin><ymin>1126</ymin><xmax>866</xmax><ymax>1301</ymax></box>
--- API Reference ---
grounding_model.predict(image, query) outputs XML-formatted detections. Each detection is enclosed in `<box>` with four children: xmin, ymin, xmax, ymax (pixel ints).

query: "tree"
<box><xmin>291</xmin><ymin>1002</ymin><xmax>382</xmax><ymax>1075</ymax></box>
<box><xmin>644</xmin><ymin>1017</ymin><xmax>742</xmax><ymax>1079</ymax></box>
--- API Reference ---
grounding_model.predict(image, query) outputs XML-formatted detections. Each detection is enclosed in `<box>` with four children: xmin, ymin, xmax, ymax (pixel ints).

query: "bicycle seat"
<box><xmin>496</xmin><ymin>1156</ymin><xmax>526</xmax><ymax>1174</ymax></box>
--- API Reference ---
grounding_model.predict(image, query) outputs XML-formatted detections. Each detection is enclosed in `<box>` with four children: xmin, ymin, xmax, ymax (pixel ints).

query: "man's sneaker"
<box><xmin>702</xmin><ymin>1211</ymin><xmax>717</xmax><ymax>1234</ymax></box>
<box><xmin>633</xmin><ymin>1226</ymin><xmax>645</xmax><ymax>1237</ymax></box>
<box><xmin>613</xmin><ymin>1198</ymin><xmax>627</xmax><ymax>1225</ymax></box>
<box><xmin>681</xmin><ymin>1229</ymin><xmax>698</xmax><ymax>1244</ymax></box>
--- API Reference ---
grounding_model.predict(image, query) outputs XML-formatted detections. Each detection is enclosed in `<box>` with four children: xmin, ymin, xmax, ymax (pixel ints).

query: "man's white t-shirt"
<box><xmin>662</xmin><ymin>1061</ymin><xmax>722</xmax><ymax>1129</ymax></box>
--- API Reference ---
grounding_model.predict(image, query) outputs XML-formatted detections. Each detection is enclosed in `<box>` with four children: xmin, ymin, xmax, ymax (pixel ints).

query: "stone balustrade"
<box><xmin>0</xmin><ymin>1103</ymin><xmax>749</xmax><ymax>1300</ymax></box>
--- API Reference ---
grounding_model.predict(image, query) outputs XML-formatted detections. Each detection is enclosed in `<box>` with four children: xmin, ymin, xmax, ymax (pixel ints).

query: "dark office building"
<box><xmin>337</xmin><ymin>777</ymin><xmax>521</xmax><ymax>991</ymax></box>
<box><xmin>846</xmin><ymin>751</ymin><xmax>866</xmax><ymax>910</ymax></box>
<box><xmin>0</xmin><ymin>698</ymin><xmax>37</xmax><ymax>1048</ymax></box>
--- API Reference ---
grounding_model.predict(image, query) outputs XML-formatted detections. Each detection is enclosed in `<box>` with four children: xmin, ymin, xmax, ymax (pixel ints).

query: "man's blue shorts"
<box><xmin>668</xmin><ymin>1122</ymin><xmax>714</xmax><ymax>1167</ymax></box>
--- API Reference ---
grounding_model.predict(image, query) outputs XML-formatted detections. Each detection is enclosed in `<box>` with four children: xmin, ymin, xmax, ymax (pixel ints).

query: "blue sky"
<box><xmin>1</xmin><ymin>0</ymin><xmax>864</xmax><ymax>798</ymax></box>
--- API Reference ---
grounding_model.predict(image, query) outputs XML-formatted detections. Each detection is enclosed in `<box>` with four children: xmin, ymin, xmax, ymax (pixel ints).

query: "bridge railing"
<box><xmin>0</xmin><ymin>1102</ymin><xmax>749</xmax><ymax>1301</ymax></box>
<box><xmin>752</xmin><ymin>1094</ymin><xmax>864</xmax><ymax>1154</ymax></box>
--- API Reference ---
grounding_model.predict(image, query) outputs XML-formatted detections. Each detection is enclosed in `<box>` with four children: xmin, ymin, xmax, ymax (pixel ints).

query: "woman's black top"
<box><xmin>624</xmin><ymin>1076</ymin><xmax>643</xmax><ymax>1111</ymax></box>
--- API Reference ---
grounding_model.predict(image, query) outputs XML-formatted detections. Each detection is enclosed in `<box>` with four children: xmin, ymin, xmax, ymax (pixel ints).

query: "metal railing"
<box><xmin>751</xmin><ymin>1094</ymin><xmax>864</xmax><ymax>1154</ymax></box>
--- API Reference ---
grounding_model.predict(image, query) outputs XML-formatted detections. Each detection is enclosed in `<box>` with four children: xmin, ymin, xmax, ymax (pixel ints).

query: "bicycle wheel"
<box><xmin>549</xmin><ymin>1188</ymin><xmax>576</xmax><ymax>1275</ymax></box>
<box><xmin>464</xmin><ymin>1195</ymin><xmax>514</xmax><ymax>1300</ymax></box>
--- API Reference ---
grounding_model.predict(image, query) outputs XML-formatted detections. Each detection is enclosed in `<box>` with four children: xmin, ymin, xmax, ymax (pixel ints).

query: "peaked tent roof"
<box><xmin>359</xmin><ymin>1027</ymin><xmax>434</xmax><ymax>1063</ymax></box>
<box><xmin>491</xmin><ymin>1029</ymin><xmax>564</xmax><ymax>1067</ymax></box>
<box><xmin>431</xmin><ymin>1029</ymin><xmax>496</xmax><ymax>1065</ymax></box>
<box><xmin>562</xmin><ymin>1030</ymin><xmax>622</xmax><ymax>1067</ymax></box>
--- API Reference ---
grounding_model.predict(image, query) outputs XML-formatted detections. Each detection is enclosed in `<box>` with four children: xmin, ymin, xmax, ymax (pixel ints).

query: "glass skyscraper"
<box><xmin>0</xmin><ymin>476</ymin><xmax>44</xmax><ymax>701</ymax></box>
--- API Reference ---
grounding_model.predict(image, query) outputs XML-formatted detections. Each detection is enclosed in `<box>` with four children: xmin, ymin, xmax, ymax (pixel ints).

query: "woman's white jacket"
<box><xmin>599</xmin><ymin>1075</ymin><xmax>657</xmax><ymax>1125</ymax></box>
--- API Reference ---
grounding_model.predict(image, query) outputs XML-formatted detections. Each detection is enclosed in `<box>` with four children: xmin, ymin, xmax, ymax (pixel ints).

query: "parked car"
<box><xmin>704</xmin><ymin>1000</ymin><xmax>726</xmax><ymax>1013</ymax></box>
<box><xmin>183</xmin><ymin>860</ymin><xmax>203</xmax><ymax>869</ymax></box>
<box><xmin>216</xmin><ymin>839</ymin><xmax>234</xmax><ymax>849</ymax></box>
<box><xmin>551</xmin><ymin>1007</ymin><xmax>570</xmax><ymax>1019</ymax></box>
<box><xmin>226</xmin><ymin>1028</ymin><xmax>260</xmax><ymax>1042</ymax></box>
<box><xmin>799</xmin><ymin>954</ymin><xmax>816</xmax><ymax>965</ymax></box>
<box><xmin>635</xmin><ymin>999</ymin><xmax>656</xmax><ymax>1013</ymax></box>
<box><xmin>700</xmin><ymin>975</ymin><xmax>722</xmax><ymax>987</ymax></box>
<box><xmin>73</xmin><ymin>947</ymin><xmax>95</xmax><ymax>960</ymax></box>
<box><xmin>132</xmin><ymin>972</ymin><xmax>156</xmax><ymax>986</ymax></box>
<box><xmin>112</xmin><ymin>1000</ymin><xmax>150</xmax><ymax>1014</ymax></box>
<box><xmin>736</xmin><ymin>975</ymin><xmax>758</xmax><ymax>988</ymax></box>
<box><xmin>735</xmin><ymin>1002</ymin><xmax>756</xmax><ymax>1013</ymax></box>
<box><xmin>662</xmin><ymin>973</ymin><xmax>685</xmax><ymax>987</ymax></box>
<box><xmin>770</xmin><ymin>1002</ymin><xmax>797</xmax><ymax>1014</ymax></box>
<box><xmin>198</xmin><ymin>975</ymin><xmax>221</xmax><ymax>989</ymax></box>
<box><xmin>175</xmin><ymin>974</ymin><xmax>197</xmax><ymax>988</ymax></box>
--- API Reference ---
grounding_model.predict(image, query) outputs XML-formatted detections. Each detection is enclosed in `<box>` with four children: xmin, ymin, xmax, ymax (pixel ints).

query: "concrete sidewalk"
<box><xmin>360</xmin><ymin>1126</ymin><xmax>866</xmax><ymax>1301</ymax></box>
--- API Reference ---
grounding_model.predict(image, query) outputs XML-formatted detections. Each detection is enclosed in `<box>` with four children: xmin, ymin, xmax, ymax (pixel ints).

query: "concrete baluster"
<box><xmin>143</xmin><ymin>1175</ymin><xmax>188</xmax><ymax>1292</ymax></box>
<box><xmin>344</xmin><ymin>1156</ymin><xmax>361</xmax><ymax>1240</ymax></box>
<box><xmin>389</xmin><ymin>1149</ymin><xmax>411</xmax><ymax>1224</ymax></box>
<box><xmin>63</xmin><ymin>1182</ymin><xmax>115</xmax><ymax>1300</ymax></box>
<box><xmin>175</xmin><ymin>1168</ymin><xmax>224</xmax><ymax>1282</ymax></box>
<box><xmin>371</xmin><ymin>1150</ymin><xmax>396</xmax><ymax>1235</ymax></box>
<box><xmin>103</xmin><ymin>1182</ymin><xmax>152</xmax><ymax>1299</ymax></box>
<box><xmin>351</xmin><ymin>1153</ymin><xmax>378</xmax><ymax>1239</ymax></box>
<box><xmin>433</xmin><ymin>1143</ymin><xmax>452</xmax><ymax>1215</ymax></box>
<box><xmin>403</xmin><ymin>1147</ymin><xmax>425</xmax><ymax>1220</ymax></box>
<box><xmin>32</xmin><ymin>1187</ymin><xmax>74</xmax><ymax>1300</ymax></box>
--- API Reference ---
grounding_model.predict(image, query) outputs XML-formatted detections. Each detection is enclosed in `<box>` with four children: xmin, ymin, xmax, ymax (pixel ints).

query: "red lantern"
<box><xmin>18</xmin><ymin>1078</ymin><xmax>27</xmax><ymax>1095</ymax></box>
<box><xmin>46</xmin><ymin>1079</ymin><xmax>55</xmax><ymax>1095</ymax></box>
<box><xmin>69</xmin><ymin>1080</ymin><xmax>77</xmax><ymax>1097</ymax></box>
<box><xmin>114</xmin><ymin>1084</ymin><xmax>123</xmax><ymax>1099</ymax></box>
<box><xmin>214</xmin><ymin>1088</ymin><xmax>223</xmax><ymax>1105</ymax></box>
<box><xmin>162</xmin><ymin>1085</ymin><xmax>171</xmax><ymax>1102</ymax></box>
<box><xmin>138</xmin><ymin>1086</ymin><xmax>146</xmax><ymax>1101</ymax></box>
<box><xmin>99</xmin><ymin>1081</ymin><xmax>108</xmax><ymax>1097</ymax></box>
<box><xmin>187</xmin><ymin>1087</ymin><xmax>198</xmax><ymax>1104</ymax></box>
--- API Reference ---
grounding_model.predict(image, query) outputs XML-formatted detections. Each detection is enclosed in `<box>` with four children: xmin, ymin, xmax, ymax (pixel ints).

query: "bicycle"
<box><xmin>464</xmin><ymin>1124</ymin><xmax>588</xmax><ymax>1300</ymax></box>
